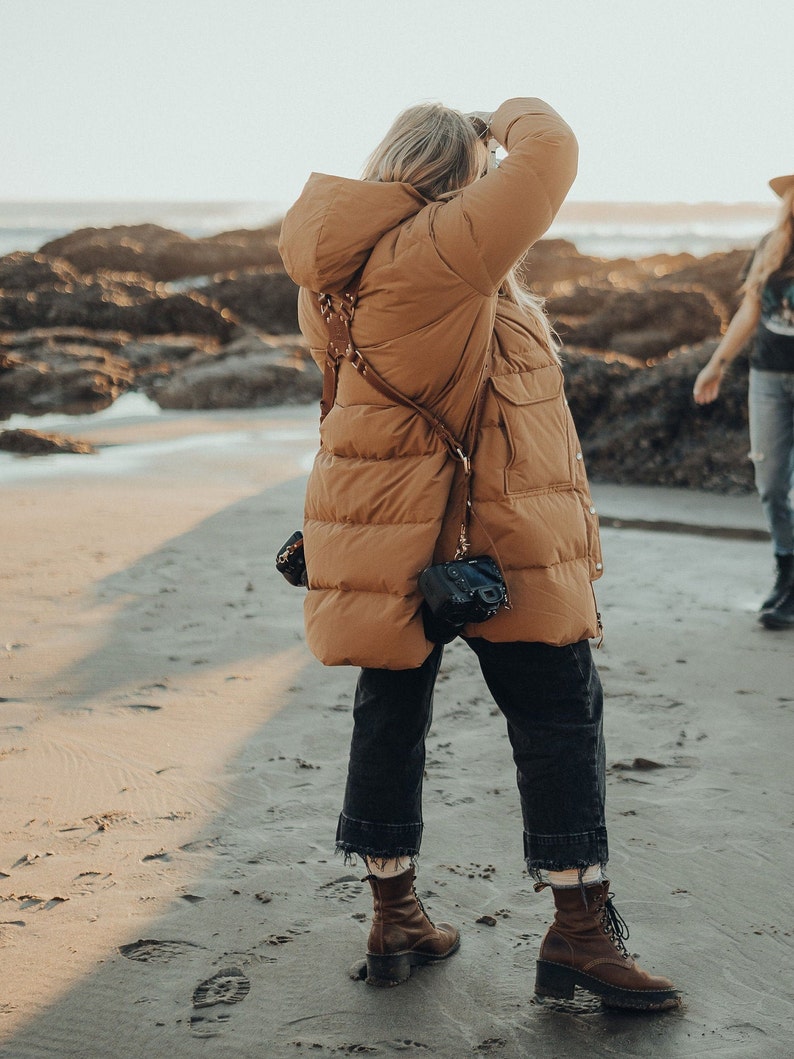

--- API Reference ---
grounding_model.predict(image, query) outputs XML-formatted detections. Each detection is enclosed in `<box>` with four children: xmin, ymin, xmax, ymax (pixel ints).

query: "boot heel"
<box><xmin>535</xmin><ymin>959</ymin><xmax>576</xmax><ymax>1000</ymax></box>
<box><xmin>365</xmin><ymin>951</ymin><xmax>412</xmax><ymax>987</ymax></box>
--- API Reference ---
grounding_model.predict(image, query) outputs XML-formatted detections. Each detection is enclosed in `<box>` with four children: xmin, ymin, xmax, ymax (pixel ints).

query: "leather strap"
<box><xmin>319</xmin><ymin>282</ymin><xmax>468</xmax><ymax>460</ymax></box>
<box><xmin>455</xmin><ymin>341</ymin><xmax>492</xmax><ymax>557</ymax></box>
<box><xmin>318</xmin><ymin>279</ymin><xmax>493</xmax><ymax>556</ymax></box>
<box><xmin>319</xmin><ymin>274</ymin><xmax>362</xmax><ymax>422</ymax></box>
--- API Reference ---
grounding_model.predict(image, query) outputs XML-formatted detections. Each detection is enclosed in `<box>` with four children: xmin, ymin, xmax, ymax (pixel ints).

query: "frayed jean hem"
<box><xmin>524</xmin><ymin>827</ymin><xmax>609</xmax><ymax>880</ymax></box>
<box><xmin>335</xmin><ymin>812</ymin><xmax>422</xmax><ymax>863</ymax></box>
<box><xmin>335</xmin><ymin>846</ymin><xmax>419</xmax><ymax>871</ymax></box>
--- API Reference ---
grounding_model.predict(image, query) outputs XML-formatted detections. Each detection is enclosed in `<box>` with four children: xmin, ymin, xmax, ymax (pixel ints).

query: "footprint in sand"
<box><xmin>317</xmin><ymin>875</ymin><xmax>363</xmax><ymax>903</ymax></box>
<box><xmin>189</xmin><ymin>1012</ymin><xmax>232</xmax><ymax>1039</ymax></box>
<box><xmin>119</xmin><ymin>939</ymin><xmax>202</xmax><ymax>962</ymax></box>
<box><xmin>192</xmin><ymin>966</ymin><xmax>251</xmax><ymax>1008</ymax></box>
<box><xmin>189</xmin><ymin>969</ymin><xmax>252</xmax><ymax>1037</ymax></box>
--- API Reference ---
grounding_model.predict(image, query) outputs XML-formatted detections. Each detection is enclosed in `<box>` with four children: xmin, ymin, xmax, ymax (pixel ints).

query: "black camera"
<box><xmin>275</xmin><ymin>530</ymin><xmax>307</xmax><ymax>587</ymax></box>
<box><xmin>418</xmin><ymin>555</ymin><xmax>507</xmax><ymax>642</ymax></box>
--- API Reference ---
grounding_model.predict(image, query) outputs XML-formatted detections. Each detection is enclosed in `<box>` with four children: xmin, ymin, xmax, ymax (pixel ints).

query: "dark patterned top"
<box><xmin>744</xmin><ymin>239</ymin><xmax>794</xmax><ymax>373</ymax></box>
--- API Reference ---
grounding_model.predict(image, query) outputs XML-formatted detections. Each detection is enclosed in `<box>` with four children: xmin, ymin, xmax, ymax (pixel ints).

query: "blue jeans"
<box><xmin>749</xmin><ymin>369</ymin><xmax>794</xmax><ymax>556</ymax></box>
<box><xmin>336</xmin><ymin>638</ymin><xmax>608</xmax><ymax>875</ymax></box>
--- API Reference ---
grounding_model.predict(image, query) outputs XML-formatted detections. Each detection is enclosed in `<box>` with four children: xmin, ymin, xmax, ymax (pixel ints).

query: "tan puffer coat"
<box><xmin>279</xmin><ymin>98</ymin><xmax>602</xmax><ymax>669</ymax></box>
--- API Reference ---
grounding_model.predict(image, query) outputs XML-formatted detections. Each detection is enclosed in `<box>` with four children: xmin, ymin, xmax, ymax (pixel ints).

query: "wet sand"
<box><xmin>1</xmin><ymin>404</ymin><xmax>792</xmax><ymax>1058</ymax></box>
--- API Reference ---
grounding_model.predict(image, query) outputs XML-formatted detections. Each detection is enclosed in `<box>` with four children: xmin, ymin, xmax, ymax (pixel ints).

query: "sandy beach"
<box><xmin>1</xmin><ymin>402</ymin><xmax>792</xmax><ymax>1058</ymax></box>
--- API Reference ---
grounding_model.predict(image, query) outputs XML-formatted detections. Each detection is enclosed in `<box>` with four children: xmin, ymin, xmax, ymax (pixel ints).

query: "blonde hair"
<box><xmin>502</xmin><ymin>266</ymin><xmax>559</xmax><ymax>355</ymax></box>
<box><xmin>362</xmin><ymin>103</ymin><xmax>485</xmax><ymax>200</ymax></box>
<box><xmin>363</xmin><ymin>103</ymin><xmax>557</xmax><ymax>352</ymax></box>
<box><xmin>743</xmin><ymin>187</ymin><xmax>794</xmax><ymax>296</ymax></box>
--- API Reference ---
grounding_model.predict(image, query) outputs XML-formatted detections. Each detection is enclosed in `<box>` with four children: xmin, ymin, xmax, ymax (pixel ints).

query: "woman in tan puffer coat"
<box><xmin>279</xmin><ymin>98</ymin><xmax>679</xmax><ymax>1010</ymax></box>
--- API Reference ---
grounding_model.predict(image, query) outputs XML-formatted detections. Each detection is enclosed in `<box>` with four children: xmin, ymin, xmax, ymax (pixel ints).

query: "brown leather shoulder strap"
<box><xmin>319</xmin><ymin>278</ymin><xmax>494</xmax><ymax>557</ymax></box>
<box><xmin>318</xmin><ymin>279</ymin><xmax>471</xmax><ymax>462</ymax></box>
<box><xmin>319</xmin><ymin>276</ymin><xmax>361</xmax><ymax>422</ymax></box>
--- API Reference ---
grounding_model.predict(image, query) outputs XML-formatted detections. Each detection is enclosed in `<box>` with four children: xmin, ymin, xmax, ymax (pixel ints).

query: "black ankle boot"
<box><xmin>760</xmin><ymin>554</ymin><xmax>794</xmax><ymax>612</ymax></box>
<box><xmin>760</xmin><ymin>582</ymin><xmax>794</xmax><ymax>629</ymax></box>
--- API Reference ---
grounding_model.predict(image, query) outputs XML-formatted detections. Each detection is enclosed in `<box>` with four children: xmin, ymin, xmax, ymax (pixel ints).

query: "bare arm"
<box><xmin>693</xmin><ymin>291</ymin><xmax>761</xmax><ymax>404</ymax></box>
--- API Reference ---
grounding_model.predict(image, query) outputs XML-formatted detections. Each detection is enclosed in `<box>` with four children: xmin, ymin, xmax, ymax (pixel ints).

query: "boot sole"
<box><xmin>535</xmin><ymin>959</ymin><xmax>681</xmax><ymax>1011</ymax></box>
<box><xmin>759</xmin><ymin>613</ymin><xmax>794</xmax><ymax>629</ymax></box>
<box><xmin>365</xmin><ymin>936</ymin><xmax>461</xmax><ymax>987</ymax></box>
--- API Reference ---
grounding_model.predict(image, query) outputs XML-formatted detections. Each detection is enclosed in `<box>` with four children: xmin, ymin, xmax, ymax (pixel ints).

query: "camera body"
<box><xmin>277</xmin><ymin>532</ymin><xmax>506</xmax><ymax>646</ymax></box>
<box><xmin>418</xmin><ymin>555</ymin><xmax>507</xmax><ymax>628</ymax></box>
<box><xmin>275</xmin><ymin>530</ymin><xmax>307</xmax><ymax>587</ymax></box>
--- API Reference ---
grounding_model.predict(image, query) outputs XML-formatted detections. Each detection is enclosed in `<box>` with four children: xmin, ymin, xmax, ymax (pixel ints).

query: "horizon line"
<box><xmin>0</xmin><ymin>196</ymin><xmax>779</xmax><ymax>209</ymax></box>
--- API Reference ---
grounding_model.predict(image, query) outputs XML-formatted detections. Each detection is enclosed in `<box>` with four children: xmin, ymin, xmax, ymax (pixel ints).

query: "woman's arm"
<box><xmin>430</xmin><ymin>98</ymin><xmax>578</xmax><ymax>293</ymax></box>
<box><xmin>693</xmin><ymin>291</ymin><xmax>761</xmax><ymax>404</ymax></box>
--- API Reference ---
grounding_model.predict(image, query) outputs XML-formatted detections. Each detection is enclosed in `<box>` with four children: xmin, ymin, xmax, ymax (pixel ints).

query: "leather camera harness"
<box><xmin>318</xmin><ymin>275</ymin><xmax>493</xmax><ymax>560</ymax></box>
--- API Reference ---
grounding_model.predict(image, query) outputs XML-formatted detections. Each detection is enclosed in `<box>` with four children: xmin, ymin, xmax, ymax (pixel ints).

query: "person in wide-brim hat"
<box><xmin>694</xmin><ymin>173</ymin><xmax>794</xmax><ymax>629</ymax></box>
<box><xmin>769</xmin><ymin>173</ymin><xmax>794</xmax><ymax>198</ymax></box>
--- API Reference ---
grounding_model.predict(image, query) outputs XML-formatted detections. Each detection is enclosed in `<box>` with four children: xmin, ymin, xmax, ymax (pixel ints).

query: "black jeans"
<box><xmin>336</xmin><ymin>638</ymin><xmax>608</xmax><ymax>874</ymax></box>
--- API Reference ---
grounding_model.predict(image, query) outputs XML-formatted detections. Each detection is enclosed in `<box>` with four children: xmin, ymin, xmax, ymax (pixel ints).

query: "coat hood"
<box><xmin>278</xmin><ymin>172</ymin><xmax>427</xmax><ymax>292</ymax></box>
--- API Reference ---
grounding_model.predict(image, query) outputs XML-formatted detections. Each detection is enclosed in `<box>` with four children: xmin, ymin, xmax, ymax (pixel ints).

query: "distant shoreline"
<box><xmin>0</xmin><ymin>197</ymin><xmax>779</xmax><ymax>261</ymax></box>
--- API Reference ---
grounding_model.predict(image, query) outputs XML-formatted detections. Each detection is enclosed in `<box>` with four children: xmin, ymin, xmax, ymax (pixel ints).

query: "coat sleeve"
<box><xmin>428</xmin><ymin>98</ymin><xmax>578</xmax><ymax>294</ymax></box>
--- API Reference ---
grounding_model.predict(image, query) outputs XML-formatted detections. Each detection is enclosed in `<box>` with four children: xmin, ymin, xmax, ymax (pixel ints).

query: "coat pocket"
<box><xmin>490</xmin><ymin>368</ymin><xmax>575</xmax><ymax>496</ymax></box>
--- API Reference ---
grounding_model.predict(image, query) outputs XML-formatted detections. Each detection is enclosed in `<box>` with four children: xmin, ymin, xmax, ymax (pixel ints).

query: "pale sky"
<box><xmin>2</xmin><ymin>0</ymin><xmax>792</xmax><ymax>208</ymax></box>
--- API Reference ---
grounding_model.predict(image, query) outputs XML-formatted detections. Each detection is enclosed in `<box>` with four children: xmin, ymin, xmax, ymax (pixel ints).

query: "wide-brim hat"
<box><xmin>769</xmin><ymin>173</ymin><xmax>794</xmax><ymax>197</ymax></box>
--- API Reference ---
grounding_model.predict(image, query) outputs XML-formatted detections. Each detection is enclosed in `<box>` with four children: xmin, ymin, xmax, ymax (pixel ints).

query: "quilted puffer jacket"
<box><xmin>279</xmin><ymin>97</ymin><xmax>602</xmax><ymax>669</ymax></box>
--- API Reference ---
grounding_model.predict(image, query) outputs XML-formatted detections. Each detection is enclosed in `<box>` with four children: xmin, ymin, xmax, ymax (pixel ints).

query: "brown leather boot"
<box><xmin>363</xmin><ymin>866</ymin><xmax>460</xmax><ymax>986</ymax></box>
<box><xmin>535</xmin><ymin>881</ymin><xmax>681</xmax><ymax>1010</ymax></box>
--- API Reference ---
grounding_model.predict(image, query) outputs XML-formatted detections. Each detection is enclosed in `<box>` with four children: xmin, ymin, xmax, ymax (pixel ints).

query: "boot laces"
<box><xmin>413</xmin><ymin>884</ymin><xmax>433</xmax><ymax>923</ymax></box>
<box><xmin>599</xmin><ymin>893</ymin><xmax>630</xmax><ymax>957</ymax></box>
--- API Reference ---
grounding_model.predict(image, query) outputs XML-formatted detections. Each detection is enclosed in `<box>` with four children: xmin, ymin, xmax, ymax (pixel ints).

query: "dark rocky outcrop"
<box><xmin>116</xmin><ymin>335</ymin><xmax>202</xmax><ymax>369</ymax></box>
<box><xmin>562</xmin><ymin>340</ymin><xmax>753</xmax><ymax>493</ymax></box>
<box><xmin>550</xmin><ymin>288</ymin><xmax>722</xmax><ymax>360</ymax></box>
<box><xmin>39</xmin><ymin>223</ymin><xmax>283</xmax><ymax>282</ymax></box>
<box><xmin>144</xmin><ymin>333</ymin><xmax>321</xmax><ymax>410</ymax></box>
<box><xmin>0</xmin><ymin>428</ymin><xmax>97</xmax><ymax>455</ymax></box>
<box><xmin>0</xmin><ymin>271</ymin><xmax>235</xmax><ymax>340</ymax></box>
<box><xmin>523</xmin><ymin>239</ymin><xmax>635</xmax><ymax>291</ymax></box>
<box><xmin>0</xmin><ymin>251</ymin><xmax>86</xmax><ymax>291</ymax></box>
<box><xmin>0</xmin><ymin>221</ymin><xmax>757</xmax><ymax>491</ymax></box>
<box><xmin>642</xmin><ymin>248</ymin><xmax>750</xmax><ymax>319</ymax></box>
<box><xmin>196</xmin><ymin>269</ymin><xmax>298</xmax><ymax>333</ymax></box>
<box><xmin>525</xmin><ymin>240</ymin><xmax>748</xmax><ymax>321</ymax></box>
<box><xmin>0</xmin><ymin>341</ymin><xmax>133</xmax><ymax>417</ymax></box>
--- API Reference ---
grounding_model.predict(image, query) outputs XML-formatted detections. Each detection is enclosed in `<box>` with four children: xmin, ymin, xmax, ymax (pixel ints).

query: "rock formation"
<box><xmin>0</xmin><ymin>428</ymin><xmax>97</xmax><ymax>456</ymax></box>
<box><xmin>0</xmin><ymin>223</ymin><xmax>756</xmax><ymax>491</ymax></box>
<box><xmin>39</xmin><ymin>222</ymin><xmax>283</xmax><ymax>282</ymax></box>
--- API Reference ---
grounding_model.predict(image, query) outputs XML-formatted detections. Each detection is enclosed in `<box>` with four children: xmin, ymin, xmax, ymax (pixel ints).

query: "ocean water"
<box><xmin>0</xmin><ymin>199</ymin><xmax>780</xmax><ymax>262</ymax></box>
<box><xmin>0</xmin><ymin>201</ymin><xmax>286</xmax><ymax>259</ymax></box>
<box><xmin>0</xmin><ymin>394</ymin><xmax>318</xmax><ymax>483</ymax></box>
<box><xmin>547</xmin><ymin>200</ymin><xmax>779</xmax><ymax>258</ymax></box>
